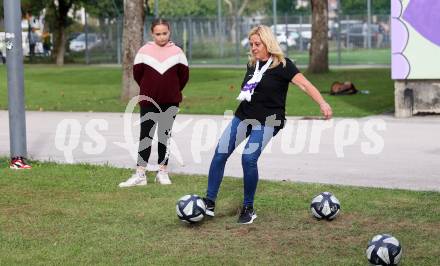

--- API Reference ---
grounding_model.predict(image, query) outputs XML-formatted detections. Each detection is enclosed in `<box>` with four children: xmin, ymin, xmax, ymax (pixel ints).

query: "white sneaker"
<box><xmin>155</xmin><ymin>170</ymin><xmax>172</xmax><ymax>185</ymax></box>
<box><xmin>118</xmin><ymin>172</ymin><xmax>147</xmax><ymax>188</ymax></box>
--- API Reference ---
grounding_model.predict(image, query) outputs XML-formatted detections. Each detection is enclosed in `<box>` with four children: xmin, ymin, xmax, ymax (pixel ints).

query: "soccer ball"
<box><xmin>366</xmin><ymin>234</ymin><xmax>402</xmax><ymax>266</ymax></box>
<box><xmin>310</xmin><ymin>192</ymin><xmax>340</xmax><ymax>220</ymax></box>
<box><xmin>176</xmin><ymin>194</ymin><xmax>206</xmax><ymax>223</ymax></box>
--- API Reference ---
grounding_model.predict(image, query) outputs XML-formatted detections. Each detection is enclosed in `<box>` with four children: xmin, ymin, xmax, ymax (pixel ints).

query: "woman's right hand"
<box><xmin>319</xmin><ymin>102</ymin><xmax>333</xmax><ymax>120</ymax></box>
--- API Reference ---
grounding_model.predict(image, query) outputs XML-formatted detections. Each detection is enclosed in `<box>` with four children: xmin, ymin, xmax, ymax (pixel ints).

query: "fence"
<box><xmin>1</xmin><ymin>14</ymin><xmax>391</xmax><ymax>66</ymax></box>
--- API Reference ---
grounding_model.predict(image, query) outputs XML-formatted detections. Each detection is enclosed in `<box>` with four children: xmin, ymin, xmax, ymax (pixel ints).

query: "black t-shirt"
<box><xmin>235</xmin><ymin>57</ymin><xmax>300</xmax><ymax>129</ymax></box>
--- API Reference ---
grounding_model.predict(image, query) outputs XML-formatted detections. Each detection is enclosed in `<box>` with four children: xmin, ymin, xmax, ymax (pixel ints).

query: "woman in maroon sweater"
<box><xmin>119</xmin><ymin>19</ymin><xmax>189</xmax><ymax>187</ymax></box>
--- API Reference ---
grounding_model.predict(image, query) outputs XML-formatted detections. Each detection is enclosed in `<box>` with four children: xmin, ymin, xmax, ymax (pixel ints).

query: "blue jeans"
<box><xmin>206</xmin><ymin>116</ymin><xmax>279</xmax><ymax>207</ymax></box>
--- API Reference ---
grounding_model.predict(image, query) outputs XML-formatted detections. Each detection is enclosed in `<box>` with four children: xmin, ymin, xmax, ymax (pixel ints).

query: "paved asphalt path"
<box><xmin>1</xmin><ymin>110</ymin><xmax>439</xmax><ymax>191</ymax></box>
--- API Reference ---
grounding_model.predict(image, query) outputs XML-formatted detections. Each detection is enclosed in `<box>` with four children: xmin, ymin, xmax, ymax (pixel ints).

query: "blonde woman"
<box><xmin>203</xmin><ymin>25</ymin><xmax>332</xmax><ymax>224</ymax></box>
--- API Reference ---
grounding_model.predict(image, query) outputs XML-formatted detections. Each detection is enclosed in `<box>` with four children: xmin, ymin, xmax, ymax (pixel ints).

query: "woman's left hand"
<box><xmin>319</xmin><ymin>102</ymin><xmax>333</xmax><ymax>120</ymax></box>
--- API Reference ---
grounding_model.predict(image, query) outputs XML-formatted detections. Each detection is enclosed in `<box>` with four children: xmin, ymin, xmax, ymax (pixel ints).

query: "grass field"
<box><xmin>22</xmin><ymin>46</ymin><xmax>390</xmax><ymax>65</ymax></box>
<box><xmin>0</xmin><ymin>65</ymin><xmax>393</xmax><ymax>117</ymax></box>
<box><xmin>191</xmin><ymin>48</ymin><xmax>391</xmax><ymax>66</ymax></box>
<box><xmin>1</xmin><ymin>158</ymin><xmax>439</xmax><ymax>265</ymax></box>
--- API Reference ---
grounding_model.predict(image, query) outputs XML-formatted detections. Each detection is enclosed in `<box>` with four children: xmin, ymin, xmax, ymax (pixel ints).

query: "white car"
<box><xmin>241</xmin><ymin>30</ymin><xmax>312</xmax><ymax>52</ymax></box>
<box><xmin>276</xmin><ymin>32</ymin><xmax>297</xmax><ymax>51</ymax></box>
<box><xmin>241</xmin><ymin>32</ymin><xmax>297</xmax><ymax>51</ymax></box>
<box><xmin>69</xmin><ymin>33</ymin><xmax>101</xmax><ymax>52</ymax></box>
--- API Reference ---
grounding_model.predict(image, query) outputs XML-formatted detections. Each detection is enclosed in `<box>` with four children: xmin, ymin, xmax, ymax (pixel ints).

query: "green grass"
<box><xmin>0</xmin><ymin>65</ymin><xmax>394</xmax><ymax>117</ymax></box>
<box><xmin>27</xmin><ymin>42</ymin><xmax>388</xmax><ymax>65</ymax></box>
<box><xmin>191</xmin><ymin>48</ymin><xmax>391</xmax><ymax>65</ymax></box>
<box><xmin>181</xmin><ymin>67</ymin><xmax>394</xmax><ymax>117</ymax></box>
<box><xmin>0</xmin><ymin>65</ymin><xmax>128</xmax><ymax>112</ymax></box>
<box><xmin>1</xmin><ymin>158</ymin><xmax>440</xmax><ymax>265</ymax></box>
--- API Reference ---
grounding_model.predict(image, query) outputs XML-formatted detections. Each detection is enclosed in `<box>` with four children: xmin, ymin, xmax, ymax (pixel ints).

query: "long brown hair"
<box><xmin>150</xmin><ymin>18</ymin><xmax>170</xmax><ymax>32</ymax></box>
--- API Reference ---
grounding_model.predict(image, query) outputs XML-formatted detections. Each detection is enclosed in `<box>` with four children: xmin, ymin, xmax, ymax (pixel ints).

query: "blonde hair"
<box><xmin>247</xmin><ymin>25</ymin><xmax>286</xmax><ymax>68</ymax></box>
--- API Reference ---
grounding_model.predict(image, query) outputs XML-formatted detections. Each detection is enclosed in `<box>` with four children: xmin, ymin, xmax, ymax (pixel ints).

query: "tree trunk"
<box><xmin>54</xmin><ymin>25</ymin><xmax>66</xmax><ymax>66</ymax></box>
<box><xmin>121</xmin><ymin>0</ymin><xmax>145</xmax><ymax>102</ymax></box>
<box><xmin>224</xmin><ymin>0</ymin><xmax>248</xmax><ymax>43</ymax></box>
<box><xmin>308</xmin><ymin>0</ymin><xmax>329</xmax><ymax>73</ymax></box>
<box><xmin>49</xmin><ymin>1</ymin><xmax>72</xmax><ymax>66</ymax></box>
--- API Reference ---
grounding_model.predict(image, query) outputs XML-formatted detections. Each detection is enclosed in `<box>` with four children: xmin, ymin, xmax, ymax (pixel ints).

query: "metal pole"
<box><xmin>154</xmin><ymin>0</ymin><xmax>159</xmax><ymax>18</ymax></box>
<box><xmin>143</xmin><ymin>16</ymin><xmax>148</xmax><ymax>42</ymax></box>
<box><xmin>188</xmin><ymin>17</ymin><xmax>192</xmax><ymax>62</ymax></box>
<box><xmin>84</xmin><ymin>9</ymin><xmax>90</xmax><ymax>64</ymax></box>
<box><xmin>299</xmin><ymin>15</ymin><xmax>303</xmax><ymax>51</ymax></box>
<box><xmin>346</xmin><ymin>14</ymin><xmax>349</xmax><ymax>48</ymax></box>
<box><xmin>367</xmin><ymin>0</ymin><xmax>372</xmax><ymax>49</ymax></box>
<box><xmin>336</xmin><ymin>0</ymin><xmax>341</xmax><ymax>65</ymax></box>
<box><xmin>217</xmin><ymin>0</ymin><xmax>223</xmax><ymax>57</ymax></box>
<box><xmin>117</xmin><ymin>16</ymin><xmax>121</xmax><ymax>65</ymax></box>
<box><xmin>284</xmin><ymin>13</ymin><xmax>288</xmax><ymax>56</ymax></box>
<box><xmin>4</xmin><ymin>0</ymin><xmax>28</xmax><ymax>159</ymax></box>
<box><xmin>111</xmin><ymin>0</ymin><xmax>122</xmax><ymax>64</ymax></box>
<box><xmin>183</xmin><ymin>20</ymin><xmax>187</xmax><ymax>54</ymax></box>
<box><xmin>27</xmin><ymin>18</ymin><xmax>32</xmax><ymax>62</ymax></box>
<box><xmin>235</xmin><ymin>13</ymin><xmax>240</xmax><ymax>64</ymax></box>
<box><xmin>273</xmin><ymin>0</ymin><xmax>277</xmax><ymax>35</ymax></box>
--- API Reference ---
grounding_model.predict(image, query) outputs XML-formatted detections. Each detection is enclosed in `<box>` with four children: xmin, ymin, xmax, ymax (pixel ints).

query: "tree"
<box><xmin>341</xmin><ymin>0</ymin><xmax>390</xmax><ymax>15</ymax></box>
<box><xmin>42</xmin><ymin>0</ymin><xmax>124</xmax><ymax>66</ymax></box>
<box><xmin>121</xmin><ymin>0</ymin><xmax>146</xmax><ymax>102</ymax></box>
<box><xmin>26</xmin><ymin>0</ymin><xmax>87</xmax><ymax>66</ymax></box>
<box><xmin>308</xmin><ymin>0</ymin><xmax>328</xmax><ymax>73</ymax></box>
<box><xmin>224</xmin><ymin>0</ymin><xmax>249</xmax><ymax>43</ymax></box>
<box><xmin>85</xmin><ymin>0</ymin><xmax>123</xmax><ymax>19</ymax></box>
<box><xmin>83</xmin><ymin>0</ymin><xmax>123</xmax><ymax>50</ymax></box>
<box><xmin>2</xmin><ymin>0</ymin><xmax>71</xmax><ymax>65</ymax></box>
<box><xmin>0</xmin><ymin>2</ymin><xmax>3</xmax><ymax>21</ymax></box>
<box><xmin>264</xmin><ymin>0</ymin><xmax>295</xmax><ymax>15</ymax></box>
<box><xmin>146</xmin><ymin>0</ymin><xmax>216</xmax><ymax>17</ymax></box>
<box><xmin>46</xmin><ymin>0</ymin><xmax>83</xmax><ymax>66</ymax></box>
<box><xmin>2</xmin><ymin>0</ymin><xmax>88</xmax><ymax>66</ymax></box>
<box><xmin>21</xmin><ymin>0</ymin><xmax>46</xmax><ymax>16</ymax></box>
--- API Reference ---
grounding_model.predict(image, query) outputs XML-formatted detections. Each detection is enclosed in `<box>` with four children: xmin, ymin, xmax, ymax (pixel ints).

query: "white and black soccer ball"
<box><xmin>176</xmin><ymin>194</ymin><xmax>206</xmax><ymax>223</ymax></box>
<box><xmin>310</xmin><ymin>192</ymin><xmax>340</xmax><ymax>220</ymax></box>
<box><xmin>366</xmin><ymin>234</ymin><xmax>402</xmax><ymax>266</ymax></box>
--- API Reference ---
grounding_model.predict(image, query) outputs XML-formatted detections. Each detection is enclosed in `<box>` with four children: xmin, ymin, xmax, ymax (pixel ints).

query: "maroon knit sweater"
<box><xmin>133</xmin><ymin>41</ymin><xmax>189</xmax><ymax>106</ymax></box>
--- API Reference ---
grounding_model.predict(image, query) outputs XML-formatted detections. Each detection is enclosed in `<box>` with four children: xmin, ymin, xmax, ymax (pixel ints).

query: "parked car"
<box><xmin>241</xmin><ymin>32</ymin><xmax>296</xmax><ymax>52</ymax></box>
<box><xmin>292</xmin><ymin>30</ymin><xmax>311</xmax><ymax>50</ymax></box>
<box><xmin>276</xmin><ymin>32</ymin><xmax>297</xmax><ymax>52</ymax></box>
<box><xmin>241</xmin><ymin>30</ymin><xmax>312</xmax><ymax>52</ymax></box>
<box><xmin>67</xmin><ymin>32</ymin><xmax>82</xmax><ymax>43</ymax></box>
<box><xmin>69</xmin><ymin>33</ymin><xmax>102</xmax><ymax>52</ymax></box>
<box><xmin>345</xmin><ymin>23</ymin><xmax>380</xmax><ymax>48</ymax></box>
<box><xmin>329</xmin><ymin>20</ymin><xmax>363</xmax><ymax>40</ymax></box>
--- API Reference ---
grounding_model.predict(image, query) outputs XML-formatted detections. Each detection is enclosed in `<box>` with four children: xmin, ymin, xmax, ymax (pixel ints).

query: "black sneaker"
<box><xmin>203</xmin><ymin>197</ymin><xmax>215</xmax><ymax>217</ymax></box>
<box><xmin>237</xmin><ymin>205</ymin><xmax>257</xmax><ymax>224</ymax></box>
